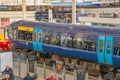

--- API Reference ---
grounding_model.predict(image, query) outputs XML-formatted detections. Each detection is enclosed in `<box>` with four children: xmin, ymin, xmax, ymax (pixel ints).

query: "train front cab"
<box><xmin>6</xmin><ymin>26</ymin><xmax>43</xmax><ymax>52</ymax></box>
<box><xmin>17</xmin><ymin>26</ymin><xmax>43</xmax><ymax>51</ymax></box>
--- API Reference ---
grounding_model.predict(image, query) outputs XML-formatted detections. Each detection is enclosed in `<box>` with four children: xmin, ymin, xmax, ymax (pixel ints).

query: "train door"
<box><xmin>97</xmin><ymin>35</ymin><xmax>105</xmax><ymax>63</ymax></box>
<box><xmin>33</xmin><ymin>28</ymin><xmax>43</xmax><ymax>51</ymax></box>
<box><xmin>105</xmin><ymin>36</ymin><xmax>113</xmax><ymax>65</ymax></box>
<box><xmin>97</xmin><ymin>35</ymin><xmax>113</xmax><ymax>65</ymax></box>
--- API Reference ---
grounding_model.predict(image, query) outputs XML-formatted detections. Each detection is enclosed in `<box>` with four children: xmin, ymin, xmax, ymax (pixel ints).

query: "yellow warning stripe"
<box><xmin>0</xmin><ymin>34</ymin><xmax>4</xmax><ymax>42</ymax></box>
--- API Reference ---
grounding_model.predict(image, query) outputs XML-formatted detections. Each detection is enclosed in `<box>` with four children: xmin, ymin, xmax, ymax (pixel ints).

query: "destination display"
<box><xmin>56</xmin><ymin>61</ymin><xmax>63</xmax><ymax>75</ymax></box>
<box><xmin>18</xmin><ymin>26</ymin><xmax>33</xmax><ymax>32</ymax></box>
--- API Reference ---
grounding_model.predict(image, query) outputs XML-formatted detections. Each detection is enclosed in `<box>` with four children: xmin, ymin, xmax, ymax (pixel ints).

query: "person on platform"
<box><xmin>34</xmin><ymin>74</ymin><xmax>39</xmax><ymax>80</ymax></box>
<box><xmin>32</xmin><ymin>74</ymin><xmax>39</xmax><ymax>80</ymax></box>
<box><xmin>46</xmin><ymin>73</ymin><xmax>57</xmax><ymax>80</ymax></box>
<box><xmin>2</xmin><ymin>65</ymin><xmax>14</xmax><ymax>80</ymax></box>
<box><xmin>24</xmin><ymin>73</ymin><xmax>34</xmax><ymax>80</ymax></box>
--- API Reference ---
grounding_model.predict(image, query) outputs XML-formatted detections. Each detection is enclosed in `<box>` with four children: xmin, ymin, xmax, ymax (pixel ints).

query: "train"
<box><xmin>0</xmin><ymin>28</ymin><xmax>11</xmax><ymax>51</ymax></box>
<box><xmin>5</xmin><ymin>20</ymin><xmax>120</xmax><ymax>70</ymax></box>
<box><xmin>0</xmin><ymin>6</ymin><xmax>7</xmax><ymax>10</ymax></box>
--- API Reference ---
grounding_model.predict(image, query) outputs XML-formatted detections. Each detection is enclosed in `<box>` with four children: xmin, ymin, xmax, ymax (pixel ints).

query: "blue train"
<box><xmin>5</xmin><ymin>20</ymin><xmax>120</xmax><ymax>69</ymax></box>
<box><xmin>0</xmin><ymin>6</ymin><xmax>7</xmax><ymax>10</ymax></box>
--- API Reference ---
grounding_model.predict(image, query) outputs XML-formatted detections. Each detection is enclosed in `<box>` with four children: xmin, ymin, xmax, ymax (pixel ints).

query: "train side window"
<box><xmin>47</xmin><ymin>34</ymin><xmax>52</xmax><ymax>44</ymax></box>
<box><xmin>75</xmin><ymin>37</ymin><xmax>96</xmax><ymax>52</ymax></box>
<box><xmin>26</xmin><ymin>32</ymin><xmax>32</xmax><ymax>41</ymax></box>
<box><xmin>107</xmin><ymin>41</ymin><xmax>111</xmax><ymax>54</ymax></box>
<box><xmin>43</xmin><ymin>31</ymin><xmax>48</xmax><ymax>44</ymax></box>
<box><xmin>55</xmin><ymin>35</ymin><xmax>61</xmax><ymax>46</ymax></box>
<box><xmin>43</xmin><ymin>33</ymin><xmax>46</xmax><ymax>43</ymax></box>
<box><xmin>114</xmin><ymin>46</ymin><xmax>118</xmax><ymax>55</ymax></box>
<box><xmin>7</xmin><ymin>26</ymin><xmax>14</xmax><ymax>39</ymax></box>
<box><xmin>50</xmin><ymin>34</ymin><xmax>56</xmax><ymax>45</ymax></box>
<box><xmin>118</xmin><ymin>48</ymin><xmax>120</xmax><ymax>56</ymax></box>
<box><xmin>114</xmin><ymin>44</ymin><xmax>120</xmax><ymax>56</ymax></box>
<box><xmin>61</xmin><ymin>34</ymin><xmax>67</xmax><ymax>47</ymax></box>
<box><xmin>13</xmin><ymin>29</ymin><xmax>17</xmax><ymax>39</ymax></box>
<box><xmin>76</xmin><ymin>37</ymin><xmax>83</xmax><ymax>49</ymax></box>
<box><xmin>99</xmin><ymin>40</ymin><xmax>103</xmax><ymax>52</ymax></box>
<box><xmin>72</xmin><ymin>38</ymin><xmax>77</xmax><ymax>48</ymax></box>
<box><xmin>10</xmin><ymin>26</ymin><xmax>17</xmax><ymax>39</ymax></box>
<box><xmin>44</xmin><ymin>34</ymin><xmax>50</xmax><ymax>44</ymax></box>
<box><xmin>81</xmin><ymin>39</ymin><xmax>87</xmax><ymax>50</ymax></box>
<box><xmin>17</xmin><ymin>31</ymin><xmax>32</xmax><ymax>42</ymax></box>
<box><xmin>67</xmin><ymin>36</ymin><xmax>73</xmax><ymax>48</ymax></box>
<box><xmin>18</xmin><ymin>31</ymin><xmax>24</xmax><ymax>40</ymax></box>
<box><xmin>48</xmin><ymin>34</ymin><xmax>55</xmax><ymax>45</ymax></box>
<box><xmin>91</xmin><ymin>42</ymin><xmax>96</xmax><ymax>52</ymax></box>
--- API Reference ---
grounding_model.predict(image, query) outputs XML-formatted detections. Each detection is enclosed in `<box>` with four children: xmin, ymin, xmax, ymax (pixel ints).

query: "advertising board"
<box><xmin>1</xmin><ymin>18</ymin><xmax>10</xmax><ymax>28</ymax></box>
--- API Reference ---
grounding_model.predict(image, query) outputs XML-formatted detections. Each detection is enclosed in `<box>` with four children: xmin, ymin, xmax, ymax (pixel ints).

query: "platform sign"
<box><xmin>28</xmin><ymin>55</ymin><xmax>35</xmax><ymax>73</ymax></box>
<box><xmin>0</xmin><ymin>52</ymin><xmax>13</xmax><ymax>71</ymax></box>
<box><xmin>56</xmin><ymin>61</ymin><xmax>63</xmax><ymax>75</ymax></box>
<box><xmin>45</xmin><ymin>0</ymin><xmax>60</xmax><ymax>3</ymax></box>
<box><xmin>76</xmin><ymin>65</ymin><xmax>86</xmax><ymax>80</ymax></box>
<box><xmin>1</xmin><ymin>18</ymin><xmax>10</xmax><ymax>28</ymax></box>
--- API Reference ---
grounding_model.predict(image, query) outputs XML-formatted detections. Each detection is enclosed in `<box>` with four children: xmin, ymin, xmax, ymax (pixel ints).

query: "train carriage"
<box><xmin>0</xmin><ymin>28</ymin><xmax>11</xmax><ymax>51</ymax></box>
<box><xmin>5</xmin><ymin>20</ymin><xmax>120</xmax><ymax>71</ymax></box>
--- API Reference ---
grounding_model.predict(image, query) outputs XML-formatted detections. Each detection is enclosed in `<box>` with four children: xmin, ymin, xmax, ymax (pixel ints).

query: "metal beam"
<box><xmin>34</xmin><ymin>0</ymin><xmax>36</xmax><ymax>8</ymax></box>
<box><xmin>72</xmin><ymin>0</ymin><xmax>76</xmax><ymax>24</ymax></box>
<box><xmin>22</xmin><ymin>0</ymin><xmax>26</xmax><ymax>20</ymax></box>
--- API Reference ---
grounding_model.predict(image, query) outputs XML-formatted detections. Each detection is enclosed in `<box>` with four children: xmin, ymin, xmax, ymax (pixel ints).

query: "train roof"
<box><xmin>11</xmin><ymin>20</ymin><xmax>120</xmax><ymax>36</ymax></box>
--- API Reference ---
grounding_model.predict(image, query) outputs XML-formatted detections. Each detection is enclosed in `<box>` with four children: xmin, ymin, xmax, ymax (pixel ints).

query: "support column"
<box><xmin>85</xmin><ymin>72</ymin><xmax>89</xmax><ymax>80</ymax></box>
<box><xmin>81</xmin><ymin>8</ymin><xmax>85</xmax><ymax>14</ymax></box>
<box><xmin>48</xmin><ymin>6</ymin><xmax>53</xmax><ymax>22</ymax></box>
<box><xmin>72</xmin><ymin>0</ymin><xmax>76</xmax><ymax>24</ymax></box>
<box><xmin>74</xmin><ymin>66</ymin><xmax>77</xmax><ymax>80</ymax></box>
<box><xmin>22</xmin><ymin>0</ymin><xmax>26</xmax><ymax>20</ymax></box>
<box><xmin>44</xmin><ymin>60</ymin><xmax>46</xmax><ymax>79</ymax></box>
<box><xmin>34</xmin><ymin>0</ymin><xmax>36</xmax><ymax>9</ymax></box>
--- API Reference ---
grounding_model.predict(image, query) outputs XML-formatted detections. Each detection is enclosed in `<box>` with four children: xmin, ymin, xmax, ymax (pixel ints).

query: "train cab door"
<box><xmin>33</xmin><ymin>28</ymin><xmax>43</xmax><ymax>51</ymax></box>
<box><xmin>105</xmin><ymin>36</ymin><xmax>113</xmax><ymax>65</ymax></box>
<box><xmin>97</xmin><ymin>35</ymin><xmax>105</xmax><ymax>63</ymax></box>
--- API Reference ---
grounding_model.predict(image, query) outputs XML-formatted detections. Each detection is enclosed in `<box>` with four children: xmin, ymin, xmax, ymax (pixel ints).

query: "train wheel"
<box><xmin>100</xmin><ymin>65</ymin><xmax>109</xmax><ymax>79</ymax></box>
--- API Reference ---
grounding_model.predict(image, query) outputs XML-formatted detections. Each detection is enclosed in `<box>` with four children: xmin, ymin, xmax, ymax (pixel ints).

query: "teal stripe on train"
<box><xmin>33</xmin><ymin>28</ymin><xmax>43</xmax><ymax>51</ymax></box>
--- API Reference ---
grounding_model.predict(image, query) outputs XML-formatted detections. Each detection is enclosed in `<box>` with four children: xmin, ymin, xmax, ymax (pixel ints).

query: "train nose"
<box><xmin>0</xmin><ymin>48</ymin><xmax>3</xmax><ymax>52</ymax></box>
